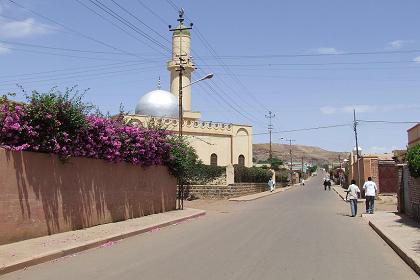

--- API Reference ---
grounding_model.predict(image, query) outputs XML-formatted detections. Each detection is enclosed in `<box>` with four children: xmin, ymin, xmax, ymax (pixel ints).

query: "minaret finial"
<box><xmin>157</xmin><ymin>76</ymin><xmax>161</xmax><ymax>89</ymax></box>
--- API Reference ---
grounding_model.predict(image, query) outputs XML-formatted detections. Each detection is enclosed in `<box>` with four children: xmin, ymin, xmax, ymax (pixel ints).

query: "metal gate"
<box><xmin>378</xmin><ymin>161</ymin><xmax>398</xmax><ymax>193</ymax></box>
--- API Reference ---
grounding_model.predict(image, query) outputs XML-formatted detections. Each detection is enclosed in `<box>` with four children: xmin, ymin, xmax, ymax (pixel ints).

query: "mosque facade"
<box><xmin>125</xmin><ymin>12</ymin><xmax>253</xmax><ymax>167</ymax></box>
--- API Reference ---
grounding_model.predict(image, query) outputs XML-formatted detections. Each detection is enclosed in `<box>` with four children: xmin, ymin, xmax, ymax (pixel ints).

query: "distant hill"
<box><xmin>253</xmin><ymin>143</ymin><xmax>349</xmax><ymax>165</ymax></box>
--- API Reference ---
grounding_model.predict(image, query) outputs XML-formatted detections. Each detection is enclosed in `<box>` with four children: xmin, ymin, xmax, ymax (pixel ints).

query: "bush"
<box><xmin>187</xmin><ymin>164</ymin><xmax>225</xmax><ymax>185</ymax></box>
<box><xmin>407</xmin><ymin>144</ymin><xmax>420</xmax><ymax>178</ymax></box>
<box><xmin>166</xmin><ymin>137</ymin><xmax>225</xmax><ymax>183</ymax></box>
<box><xmin>0</xmin><ymin>89</ymin><xmax>172</xmax><ymax>167</ymax></box>
<box><xmin>234</xmin><ymin>165</ymin><xmax>273</xmax><ymax>183</ymax></box>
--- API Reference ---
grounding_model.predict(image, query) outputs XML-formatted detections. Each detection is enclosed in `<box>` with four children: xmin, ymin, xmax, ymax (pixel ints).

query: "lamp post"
<box><xmin>281</xmin><ymin>138</ymin><xmax>296</xmax><ymax>185</ymax></box>
<box><xmin>177</xmin><ymin>73</ymin><xmax>213</xmax><ymax>210</ymax></box>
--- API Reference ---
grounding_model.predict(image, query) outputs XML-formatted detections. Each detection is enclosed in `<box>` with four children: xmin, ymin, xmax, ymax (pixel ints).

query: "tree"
<box><xmin>407</xmin><ymin>144</ymin><xmax>420</xmax><ymax>178</ymax></box>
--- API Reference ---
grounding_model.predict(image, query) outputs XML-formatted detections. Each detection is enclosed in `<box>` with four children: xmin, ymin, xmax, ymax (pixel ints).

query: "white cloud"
<box><xmin>320</xmin><ymin>106</ymin><xmax>337</xmax><ymax>114</ymax></box>
<box><xmin>320</xmin><ymin>104</ymin><xmax>419</xmax><ymax>115</ymax></box>
<box><xmin>0</xmin><ymin>18</ymin><xmax>53</xmax><ymax>38</ymax></box>
<box><xmin>0</xmin><ymin>43</ymin><xmax>11</xmax><ymax>55</ymax></box>
<box><xmin>342</xmin><ymin>105</ymin><xmax>376</xmax><ymax>114</ymax></box>
<box><xmin>388</xmin><ymin>40</ymin><xmax>404</xmax><ymax>49</ymax></box>
<box><xmin>414</xmin><ymin>56</ymin><xmax>420</xmax><ymax>63</ymax></box>
<box><xmin>315</xmin><ymin>47</ymin><xmax>341</xmax><ymax>55</ymax></box>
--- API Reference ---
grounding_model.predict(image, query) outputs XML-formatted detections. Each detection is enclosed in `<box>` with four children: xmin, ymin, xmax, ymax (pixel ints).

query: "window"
<box><xmin>210</xmin><ymin>153</ymin><xmax>218</xmax><ymax>166</ymax></box>
<box><xmin>238</xmin><ymin>155</ymin><xmax>245</xmax><ymax>166</ymax></box>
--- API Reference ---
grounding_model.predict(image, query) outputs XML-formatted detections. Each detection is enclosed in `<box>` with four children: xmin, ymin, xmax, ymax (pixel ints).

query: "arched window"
<box><xmin>238</xmin><ymin>155</ymin><xmax>245</xmax><ymax>166</ymax></box>
<box><xmin>210</xmin><ymin>153</ymin><xmax>218</xmax><ymax>166</ymax></box>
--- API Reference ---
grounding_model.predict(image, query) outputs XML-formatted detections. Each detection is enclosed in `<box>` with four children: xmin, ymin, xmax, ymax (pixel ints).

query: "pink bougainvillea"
<box><xmin>0</xmin><ymin>96</ymin><xmax>173</xmax><ymax>167</ymax></box>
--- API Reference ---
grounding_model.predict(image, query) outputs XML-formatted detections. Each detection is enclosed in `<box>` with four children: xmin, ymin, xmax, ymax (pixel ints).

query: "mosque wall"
<box><xmin>186</xmin><ymin>134</ymin><xmax>232</xmax><ymax>166</ymax></box>
<box><xmin>125</xmin><ymin>117</ymin><xmax>253</xmax><ymax>167</ymax></box>
<box><xmin>233</xmin><ymin>126</ymin><xmax>253</xmax><ymax>167</ymax></box>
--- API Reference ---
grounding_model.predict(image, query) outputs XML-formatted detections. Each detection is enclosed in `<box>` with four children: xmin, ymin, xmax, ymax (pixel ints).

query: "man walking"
<box><xmin>363</xmin><ymin>177</ymin><xmax>378</xmax><ymax>214</ymax></box>
<box><xmin>346</xmin><ymin>179</ymin><xmax>360</xmax><ymax>217</ymax></box>
<box><xmin>268</xmin><ymin>178</ymin><xmax>274</xmax><ymax>192</ymax></box>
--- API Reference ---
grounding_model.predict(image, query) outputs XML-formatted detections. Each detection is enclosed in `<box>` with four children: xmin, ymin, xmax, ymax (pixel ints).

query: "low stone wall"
<box><xmin>0</xmin><ymin>148</ymin><xmax>177</xmax><ymax>245</ymax></box>
<box><xmin>185</xmin><ymin>183</ymin><xmax>270</xmax><ymax>199</ymax></box>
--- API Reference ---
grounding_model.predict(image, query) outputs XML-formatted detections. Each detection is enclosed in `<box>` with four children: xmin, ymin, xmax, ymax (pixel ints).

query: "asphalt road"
<box><xmin>2</xmin><ymin>173</ymin><xmax>418</xmax><ymax>280</ymax></box>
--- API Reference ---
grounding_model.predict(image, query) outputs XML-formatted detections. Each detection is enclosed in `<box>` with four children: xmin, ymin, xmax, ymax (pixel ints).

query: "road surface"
<box><xmin>2</xmin><ymin>174</ymin><xmax>418</xmax><ymax>280</ymax></box>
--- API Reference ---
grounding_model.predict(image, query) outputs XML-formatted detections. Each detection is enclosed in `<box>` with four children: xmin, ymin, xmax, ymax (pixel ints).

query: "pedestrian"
<box><xmin>302</xmin><ymin>179</ymin><xmax>305</xmax><ymax>186</ymax></box>
<box><xmin>363</xmin><ymin>177</ymin><xmax>378</xmax><ymax>214</ymax></box>
<box><xmin>345</xmin><ymin>179</ymin><xmax>360</xmax><ymax>217</ymax></box>
<box><xmin>324</xmin><ymin>178</ymin><xmax>331</xmax><ymax>191</ymax></box>
<box><xmin>268</xmin><ymin>178</ymin><xmax>274</xmax><ymax>192</ymax></box>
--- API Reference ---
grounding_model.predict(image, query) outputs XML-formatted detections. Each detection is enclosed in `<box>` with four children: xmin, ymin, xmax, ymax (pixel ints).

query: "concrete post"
<box><xmin>226</xmin><ymin>164</ymin><xmax>234</xmax><ymax>185</ymax></box>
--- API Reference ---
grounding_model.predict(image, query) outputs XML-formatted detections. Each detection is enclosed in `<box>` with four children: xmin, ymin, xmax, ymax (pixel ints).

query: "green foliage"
<box><xmin>407</xmin><ymin>144</ymin><xmax>420</xmax><ymax>178</ymax></box>
<box><xmin>257</xmin><ymin>157</ymin><xmax>283</xmax><ymax>170</ymax></box>
<box><xmin>275</xmin><ymin>168</ymin><xmax>289</xmax><ymax>184</ymax></box>
<box><xmin>167</xmin><ymin>136</ymin><xmax>199</xmax><ymax>179</ymax></box>
<box><xmin>308</xmin><ymin>165</ymin><xmax>318</xmax><ymax>173</ymax></box>
<box><xmin>234</xmin><ymin>165</ymin><xmax>273</xmax><ymax>183</ymax></box>
<box><xmin>187</xmin><ymin>164</ymin><xmax>226</xmax><ymax>185</ymax></box>
<box><xmin>167</xmin><ymin>137</ymin><xmax>225</xmax><ymax>184</ymax></box>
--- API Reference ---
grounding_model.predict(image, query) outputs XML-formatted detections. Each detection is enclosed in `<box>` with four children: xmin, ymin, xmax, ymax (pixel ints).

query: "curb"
<box><xmin>0</xmin><ymin>210</ymin><xmax>206</xmax><ymax>276</ymax></box>
<box><xmin>332</xmin><ymin>186</ymin><xmax>365</xmax><ymax>203</ymax></box>
<box><xmin>228</xmin><ymin>186</ymin><xmax>292</xmax><ymax>202</ymax></box>
<box><xmin>368</xmin><ymin>220</ymin><xmax>420</xmax><ymax>276</ymax></box>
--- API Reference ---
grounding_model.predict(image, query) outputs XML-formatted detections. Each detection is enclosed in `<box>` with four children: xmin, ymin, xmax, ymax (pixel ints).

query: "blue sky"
<box><xmin>0</xmin><ymin>0</ymin><xmax>419</xmax><ymax>153</ymax></box>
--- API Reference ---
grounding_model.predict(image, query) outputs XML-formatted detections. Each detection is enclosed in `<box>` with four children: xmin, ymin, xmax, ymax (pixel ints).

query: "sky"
<box><xmin>0</xmin><ymin>0</ymin><xmax>419</xmax><ymax>153</ymax></box>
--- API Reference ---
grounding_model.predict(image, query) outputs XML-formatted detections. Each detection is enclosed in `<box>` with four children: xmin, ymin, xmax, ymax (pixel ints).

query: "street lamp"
<box><xmin>177</xmin><ymin>72</ymin><xmax>213</xmax><ymax>210</ymax></box>
<box><xmin>183</xmin><ymin>73</ymin><xmax>214</xmax><ymax>88</ymax></box>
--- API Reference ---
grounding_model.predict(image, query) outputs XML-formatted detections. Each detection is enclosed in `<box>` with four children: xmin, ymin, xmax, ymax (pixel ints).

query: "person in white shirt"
<box><xmin>268</xmin><ymin>178</ymin><xmax>274</xmax><ymax>192</ymax></box>
<box><xmin>346</xmin><ymin>179</ymin><xmax>360</xmax><ymax>217</ymax></box>
<box><xmin>363</xmin><ymin>177</ymin><xmax>378</xmax><ymax>214</ymax></box>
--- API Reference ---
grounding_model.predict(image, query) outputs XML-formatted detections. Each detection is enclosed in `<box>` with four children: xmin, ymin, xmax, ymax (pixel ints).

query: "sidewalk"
<box><xmin>0</xmin><ymin>208</ymin><xmax>205</xmax><ymax>276</ymax></box>
<box><xmin>228</xmin><ymin>185</ymin><xmax>294</xmax><ymax>202</ymax></box>
<box><xmin>363</xmin><ymin>212</ymin><xmax>420</xmax><ymax>276</ymax></box>
<box><xmin>333</xmin><ymin>185</ymin><xmax>366</xmax><ymax>203</ymax></box>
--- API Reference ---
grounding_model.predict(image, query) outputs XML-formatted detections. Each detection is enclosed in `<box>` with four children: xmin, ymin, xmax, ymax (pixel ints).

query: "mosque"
<box><xmin>125</xmin><ymin>12</ymin><xmax>253</xmax><ymax>167</ymax></box>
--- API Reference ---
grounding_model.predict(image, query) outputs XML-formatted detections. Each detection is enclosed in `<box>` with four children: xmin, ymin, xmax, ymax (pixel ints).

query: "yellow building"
<box><xmin>125</xmin><ymin>12</ymin><xmax>253</xmax><ymax>167</ymax></box>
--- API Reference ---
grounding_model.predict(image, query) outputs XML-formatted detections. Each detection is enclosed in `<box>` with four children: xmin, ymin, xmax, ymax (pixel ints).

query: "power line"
<box><xmin>0</xmin><ymin>62</ymin><xmax>157</xmax><ymax>84</ymax></box>
<box><xmin>135</xmin><ymin>0</ymin><xmax>169</xmax><ymax>27</ymax></box>
<box><xmin>0</xmin><ymin>45</ymin><xmax>136</xmax><ymax>62</ymax></box>
<box><xmin>110</xmin><ymin>0</ymin><xmax>170</xmax><ymax>45</ymax></box>
<box><xmin>0</xmin><ymin>61</ymin><xmax>150</xmax><ymax>79</ymax></box>
<box><xmin>0</xmin><ymin>65</ymin><xmax>161</xmax><ymax>88</ymax></box>
<box><xmin>193</xmin><ymin>28</ymin><xmax>271</xmax><ymax>112</ymax></box>
<box><xmin>85</xmin><ymin>0</ymin><xmax>171</xmax><ymax>55</ymax></box>
<box><xmin>201</xmin><ymin>60</ymin><xmax>417</xmax><ymax>67</ymax></box>
<box><xmin>358</xmin><ymin>120</ymin><xmax>420</xmax><ymax>124</ymax></box>
<box><xmin>164</xmin><ymin>0</ymin><xmax>270</xmax><ymax>115</ymax></box>
<box><xmin>250</xmin><ymin>123</ymin><xmax>353</xmax><ymax>136</ymax></box>
<box><xmin>194</xmin><ymin>49</ymin><xmax>420</xmax><ymax>59</ymax></box>
<box><xmin>6</xmin><ymin>0</ymin><xmax>139</xmax><ymax>57</ymax></box>
<box><xmin>0</xmin><ymin>40</ymin><xmax>140</xmax><ymax>56</ymax></box>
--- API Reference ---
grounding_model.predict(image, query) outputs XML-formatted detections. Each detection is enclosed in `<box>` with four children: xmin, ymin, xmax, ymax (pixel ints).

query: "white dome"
<box><xmin>135</xmin><ymin>90</ymin><xmax>179</xmax><ymax>118</ymax></box>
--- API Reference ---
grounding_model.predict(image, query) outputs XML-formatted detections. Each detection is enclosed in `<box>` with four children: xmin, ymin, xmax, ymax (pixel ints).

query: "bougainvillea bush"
<box><xmin>0</xmin><ymin>89</ymin><xmax>178</xmax><ymax>170</ymax></box>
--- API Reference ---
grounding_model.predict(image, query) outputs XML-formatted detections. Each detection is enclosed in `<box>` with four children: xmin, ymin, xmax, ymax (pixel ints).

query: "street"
<box><xmin>1</xmin><ymin>174</ymin><xmax>418</xmax><ymax>280</ymax></box>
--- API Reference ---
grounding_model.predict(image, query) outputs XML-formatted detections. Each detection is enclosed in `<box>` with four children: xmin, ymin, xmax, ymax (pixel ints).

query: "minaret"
<box><xmin>168</xmin><ymin>9</ymin><xmax>198</xmax><ymax>118</ymax></box>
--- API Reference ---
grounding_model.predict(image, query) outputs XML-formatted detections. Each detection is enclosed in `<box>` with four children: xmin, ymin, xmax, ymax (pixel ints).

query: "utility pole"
<box><xmin>353</xmin><ymin>109</ymin><xmax>362</xmax><ymax>189</ymax></box>
<box><xmin>301</xmin><ymin>156</ymin><xmax>304</xmax><ymax>181</ymax></box>
<box><xmin>285</xmin><ymin>139</ymin><xmax>295</xmax><ymax>184</ymax></box>
<box><xmin>169</xmin><ymin>9</ymin><xmax>193</xmax><ymax>210</ymax></box>
<box><xmin>265</xmin><ymin>111</ymin><xmax>275</xmax><ymax>168</ymax></box>
<box><xmin>338</xmin><ymin>154</ymin><xmax>342</xmax><ymax>186</ymax></box>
